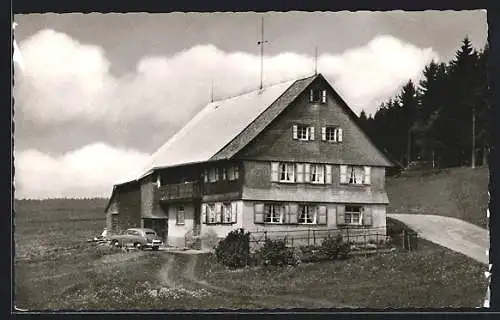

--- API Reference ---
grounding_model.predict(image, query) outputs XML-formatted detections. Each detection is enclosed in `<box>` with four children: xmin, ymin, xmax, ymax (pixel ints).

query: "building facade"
<box><xmin>104</xmin><ymin>74</ymin><xmax>393</xmax><ymax>249</ymax></box>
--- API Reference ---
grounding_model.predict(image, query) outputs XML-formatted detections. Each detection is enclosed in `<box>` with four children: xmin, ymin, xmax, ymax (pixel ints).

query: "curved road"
<box><xmin>388</xmin><ymin>213</ymin><xmax>489</xmax><ymax>265</ymax></box>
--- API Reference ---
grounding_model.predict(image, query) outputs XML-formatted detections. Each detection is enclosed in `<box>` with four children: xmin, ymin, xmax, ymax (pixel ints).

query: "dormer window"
<box><xmin>310</xmin><ymin>89</ymin><xmax>327</xmax><ymax>103</ymax></box>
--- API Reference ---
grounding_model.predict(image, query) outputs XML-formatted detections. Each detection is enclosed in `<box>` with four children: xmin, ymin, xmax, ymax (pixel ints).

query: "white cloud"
<box><xmin>14</xmin><ymin>143</ymin><xmax>150</xmax><ymax>199</ymax></box>
<box><xmin>15</xmin><ymin>30</ymin><xmax>438</xmax><ymax>125</ymax></box>
<box><xmin>14</xmin><ymin>30</ymin><xmax>439</xmax><ymax>198</ymax></box>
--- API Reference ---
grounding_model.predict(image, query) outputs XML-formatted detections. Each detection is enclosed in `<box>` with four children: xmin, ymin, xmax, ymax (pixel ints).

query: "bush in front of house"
<box><xmin>214</xmin><ymin>228</ymin><xmax>250</xmax><ymax>269</ymax></box>
<box><xmin>258</xmin><ymin>239</ymin><xmax>297</xmax><ymax>267</ymax></box>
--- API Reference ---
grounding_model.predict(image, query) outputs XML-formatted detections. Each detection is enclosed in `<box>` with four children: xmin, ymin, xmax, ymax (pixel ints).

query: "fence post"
<box><xmin>346</xmin><ymin>227</ymin><xmax>350</xmax><ymax>244</ymax></box>
<box><xmin>308</xmin><ymin>228</ymin><xmax>311</xmax><ymax>246</ymax></box>
<box><xmin>291</xmin><ymin>236</ymin><xmax>294</xmax><ymax>247</ymax></box>
<box><xmin>264</xmin><ymin>231</ymin><xmax>268</xmax><ymax>241</ymax></box>
<box><xmin>313</xmin><ymin>230</ymin><xmax>316</xmax><ymax>246</ymax></box>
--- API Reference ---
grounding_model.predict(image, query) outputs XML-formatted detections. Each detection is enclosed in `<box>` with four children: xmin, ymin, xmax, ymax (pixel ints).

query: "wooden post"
<box><xmin>264</xmin><ymin>231</ymin><xmax>267</xmax><ymax>241</ymax></box>
<box><xmin>308</xmin><ymin>228</ymin><xmax>311</xmax><ymax>246</ymax></box>
<box><xmin>313</xmin><ymin>230</ymin><xmax>316</xmax><ymax>246</ymax></box>
<box><xmin>346</xmin><ymin>227</ymin><xmax>350</xmax><ymax>244</ymax></box>
<box><xmin>472</xmin><ymin>106</ymin><xmax>476</xmax><ymax>169</ymax></box>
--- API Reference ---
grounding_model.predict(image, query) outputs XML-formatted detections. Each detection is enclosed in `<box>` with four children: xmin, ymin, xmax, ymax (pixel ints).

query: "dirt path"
<box><xmin>388</xmin><ymin>213</ymin><xmax>489</xmax><ymax>265</ymax></box>
<box><xmin>157</xmin><ymin>252</ymin><xmax>354</xmax><ymax>309</ymax></box>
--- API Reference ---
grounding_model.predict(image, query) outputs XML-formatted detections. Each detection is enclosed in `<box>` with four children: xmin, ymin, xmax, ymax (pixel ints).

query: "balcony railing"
<box><xmin>157</xmin><ymin>181</ymin><xmax>201</xmax><ymax>202</ymax></box>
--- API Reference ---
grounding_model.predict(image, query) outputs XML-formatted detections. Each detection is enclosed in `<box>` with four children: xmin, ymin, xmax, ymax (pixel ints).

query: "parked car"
<box><xmin>109</xmin><ymin>228</ymin><xmax>163</xmax><ymax>251</ymax></box>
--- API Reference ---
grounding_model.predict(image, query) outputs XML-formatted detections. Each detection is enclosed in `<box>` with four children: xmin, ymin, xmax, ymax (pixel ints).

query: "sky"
<box><xmin>13</xmin><ymin>11</ymin><xmax>487</xmax><ymax>199</ymax></box>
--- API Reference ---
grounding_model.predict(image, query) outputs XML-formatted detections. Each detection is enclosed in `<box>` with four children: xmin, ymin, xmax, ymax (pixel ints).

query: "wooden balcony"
<box><xmin>157</xmin><ymin>182</ymin><xmax>201</xmax><ymax>202</ymax></box>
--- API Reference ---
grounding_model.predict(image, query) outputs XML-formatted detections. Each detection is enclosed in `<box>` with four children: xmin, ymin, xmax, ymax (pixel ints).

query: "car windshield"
<box><xmin>145</xmin><ymin>232</ymin><xmax>156</xmax><ymax>236</ymax></box>
<box><xmin>126</xmin><ymin>230</ymin><xmax>137</xmax><ymax>235</ymax></box>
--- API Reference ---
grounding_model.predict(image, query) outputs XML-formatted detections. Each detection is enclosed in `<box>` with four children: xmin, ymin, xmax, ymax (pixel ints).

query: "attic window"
<box><xmin>310</xmin><ymin>89</ymin><xmax>327</xmax><ymax>103</ymax></box>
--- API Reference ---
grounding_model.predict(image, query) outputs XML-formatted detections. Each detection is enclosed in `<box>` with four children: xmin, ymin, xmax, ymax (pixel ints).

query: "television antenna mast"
<box><xmin>257</xmin><ymin>16</ymin><xmax>268</xmax><ymax>90</ymax></box>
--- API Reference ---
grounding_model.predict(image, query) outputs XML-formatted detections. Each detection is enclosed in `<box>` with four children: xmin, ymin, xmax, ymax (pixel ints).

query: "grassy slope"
<box><xmin>14</xmin><ymin>195</ymin><xmax>488</xmax><ymax>309</ymax></box>
<box><xmin>386</xmin><ymin>166</ymin><xmax>489</xmax><ymax>228</ymax></box>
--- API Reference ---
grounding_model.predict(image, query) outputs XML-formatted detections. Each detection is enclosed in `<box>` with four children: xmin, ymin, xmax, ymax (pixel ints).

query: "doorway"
<box><xmin>143</xmin><ymin>218</ymin><xmax>168</xmax><ymax>242</ymax></box>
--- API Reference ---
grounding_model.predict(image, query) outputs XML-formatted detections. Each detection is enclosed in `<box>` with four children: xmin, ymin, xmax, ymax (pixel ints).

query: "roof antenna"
<box><xmin>257</xmin><ymin>16</ymin><xmax>268</xmax><ymax>90</ymax></box>
<box><xmin>210</xmin><ymin>78</ymin><xmax>214</xmax><ymax>103</ymax></box>
<box><xmin>314</xmin><ymin>46</ymin><xmax>318</xmax><ymax>76</ymax></box>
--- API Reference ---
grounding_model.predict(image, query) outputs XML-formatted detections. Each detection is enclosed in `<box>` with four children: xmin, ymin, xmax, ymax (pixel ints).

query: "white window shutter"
<box><xmin>231</xmin><ymin>202</ymin><xmax>238</xmax><ymax>223</ymax></box>
<box><xmin>204</xmin><ymin>170</ymin><xmax>208</xmax><ymax>183</ymax></box>
<box><xmin>254</xmin><ymin>203</ymin><xmax>265</xmax><ymax>224</ymax></box>
<box><xmin>292</xmin><ymin>125</ymin><xmax>298</xmax><ymax>140</ymax></box>
<box><xmin>309</xmin><ymin>127</ymin><xmax>315</xmax><ymax>140</ymax></box>
<box><xmin>321</xmin><ymin>127</ymin><xmax>326</xmax><ymax>141</ymax></box>
<box><xmin>338</xmin><ymin>128</ymin><xmax>343</xmax><ymax>142</ymax></box>
<box><xmin>364</xmin><ymin>166</ymin><xmax>371</xmax><ymax>185</ymax></box>
<box><xmin>215</xmin><ymin>203</ymin><xmax>222</xmax><ymax>223</ymax></box>
<box><xmin>340</xmin><ymin>165</ymin><xmax>348</xmax><ymax>184</ymax></box>
<box><xmin>304</xmin><ymin>164</ymin><xmax>311</xmax><ymax>183</ymax></box>
<box><xmin>363</xmin><ymin>207</ymin><xmax>373</xmax><ymax>226</ymax></box>
<box><xmin>317</xmin><ymin>206</ymin><xmax>327</xmax><ymax>225</ymax></box>
<box><xmin>336</xmin><ymin>205</ymin><xmax>345</xmax><ymax>225</ymax></box>
<box><xmin>319</xmin><ymin>165</ymin><xmax>325</xmax><ymax>184</ymax></box>
<box><xmin>325</xmin><ymin>165</ymin><xmax>332</xmax><ymax>184</ymax></box>
<box><xmin>271</xmin><ymin>162</ymin><xmax>279</xmax><ymax>182</ymax></box>
<box><xmin>201</xmin><ymin>204</ymin><xmax>207</xmax><ymax>224</ymax></box>
<box><xmin>291</xmin><ymin>164</ymin><xmax>296</xmax><ymax>182</ymax></box>
<box><xmin>321</xmin><ymin>90</ymin><xmax>327</xmax><ymax>103</ymax></box>
<box><xmin>288</xmin><ymin>204</ymin><xmax>298</xmax><ymax>224</ymax></box>
<box><xmin>296</xmin><ymin>163</ymin><xmax>304</xmax><ymax>183</ymax></box>
<box><xmin>309</xmin><ymin>89</ymin><xmax>313</xmax><ymax>102</ymax></box>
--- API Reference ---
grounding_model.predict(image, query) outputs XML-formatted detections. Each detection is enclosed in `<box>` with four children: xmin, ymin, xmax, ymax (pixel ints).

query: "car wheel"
<box><xmin>152</xmin><ymin>246</ymin><xmax>159</xmax><ymax>251</ymax></box>
<box><xmin>134</xmin><ymin>243</ymin><xmax>143</xmax><ymax>250</ymax></box>
<box><xmin>112</xmin><ymin>240</ymin><xmax>120</xmax><ymax>247</ymax></box>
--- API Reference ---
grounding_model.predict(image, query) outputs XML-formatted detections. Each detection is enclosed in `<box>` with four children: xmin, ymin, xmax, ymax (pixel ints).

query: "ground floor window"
<box><xmin>345</xmin><ymin>205</ymin><xmax>362</xmax><ymax>225</ymax></box>
<box><xmin>298</xmin><ymin>204</ymin><xmax>316</xmax><ymax>224</ymax></box>
<box><xmin>203</xmin><ymin>202</ymin><xmax>237</xmax><ymax>224</ymax></box>
<box><xmin>264</xmin><ymin>204</ymin><xmax>283</xmax><ymax>223</ymax></box>
<box><xmin>176</xmin><ymin>206</ymin><xmax>185</xmax><ymax>225</ymax></box>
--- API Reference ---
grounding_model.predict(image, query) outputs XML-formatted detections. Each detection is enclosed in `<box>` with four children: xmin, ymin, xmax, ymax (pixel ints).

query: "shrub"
<box><xmin>214</xmin><ymin>228</ymin><xmax>250</xmax><ymax>269</ymax></box>
<box><xmin>201</xmin><ymin>228</ymin><xmax>220</xmax><ymax>251</ymax></box>
<box><xmin>258</xmin><ymin>239</ymin><xmax>297</xmax><ymax>267</ymax></box>
<box><xmin>320</xmin><ymin>234</ymin><xmax>351</xmax><ymax>260</ymax></box>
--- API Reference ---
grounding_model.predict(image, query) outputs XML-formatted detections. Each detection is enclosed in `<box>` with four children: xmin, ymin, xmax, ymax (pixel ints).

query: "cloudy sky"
<box><xmin>13</xmin><ymin>11</ymin><xmax>487</xmax><ymax>199</ymax></box>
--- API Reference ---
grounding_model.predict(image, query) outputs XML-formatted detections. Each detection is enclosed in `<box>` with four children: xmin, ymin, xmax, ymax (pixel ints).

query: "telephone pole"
<box><xmin>257</xmin><ymin>16</ymin><xmax>268</xmax><ymax>90</ymax></box>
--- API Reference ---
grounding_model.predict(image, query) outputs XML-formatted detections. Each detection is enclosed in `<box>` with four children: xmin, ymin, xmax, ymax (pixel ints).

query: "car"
<box><xmin>109</xmin><ymin>228</ymin><xmax>163</xmax><ymax>251</ymax></box>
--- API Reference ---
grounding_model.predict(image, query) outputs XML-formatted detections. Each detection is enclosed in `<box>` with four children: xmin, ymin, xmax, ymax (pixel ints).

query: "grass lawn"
<box><xmin>14</xmin><ymin>198</ymin><xmax>488</xmax><ymax>310</ymax></box>
<box><xmin>386</xmin><ymin>166</ymin><xmax>489</xmax><ymax>228</ymax></box>
<box><xmin>199</xmin><ymin>239</ymin><xmax>487</xmax><ymax>308</ymax></box>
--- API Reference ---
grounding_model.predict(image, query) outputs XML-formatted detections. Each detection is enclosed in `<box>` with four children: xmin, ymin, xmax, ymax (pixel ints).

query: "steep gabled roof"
<box><xmin>135</xmin><ymin>75</ymin><xmax>317</xmax><ymax>179</ymax></box>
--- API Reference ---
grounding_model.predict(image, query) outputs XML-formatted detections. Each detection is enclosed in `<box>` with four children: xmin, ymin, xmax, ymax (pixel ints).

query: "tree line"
<box><xmin>358</xmin><ymin>37</ymin><xmax>489</xmax><ymax>169</ymax></box>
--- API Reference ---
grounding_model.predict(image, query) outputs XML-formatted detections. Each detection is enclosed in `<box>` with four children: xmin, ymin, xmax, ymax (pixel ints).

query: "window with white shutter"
<box><xmin>298</xmin><ymin>204</ymin><xmax>316</xmax><ymax>224</ymax></box>
<box><xmin>324</xmin><ymin>126</ymin><xmax>342</xmax><ymax>143</ymax></box>
<box><xmin>264</xmin><ymin>204</ymin><xmax>283</xmax><ymax>223</ymax></box>
<box><xmin>310</xmin><ymin>164</ymin><xmax>325</xmax><ymax>184</ymax></box>
<box><xmin>279</xmin><ymin>163</ymin><xmax>295</xmax><ymax>182</ymax></box>
<box><xmin>343</xmin><ymin>165</ymin><xmax>368</xmax><ymax>185</ymax></box>
<box><xmin>317</xmin><ymin>205</ymin><xmax>327</xmax><ymax>225</ymax></box>
<box><xmin>310</xmin><ymin>89</ymin><xmax>326</xmax><ymax>103</ymax></box>
<box><xmin>222</xmin><ymin>202</ymin><xmax>232</xmax><ymax>223</ymax></box>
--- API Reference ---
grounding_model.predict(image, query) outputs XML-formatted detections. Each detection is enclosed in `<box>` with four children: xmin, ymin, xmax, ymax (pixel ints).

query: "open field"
<box><xmin>386</xmin><ymin>166</ymin><xmax>489</xmax><ymax>228</ymax></box>
<box><xmin>14</xmin><ymin>197</ymin><xmax>487</xmax><ymax>310</ymax></box>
